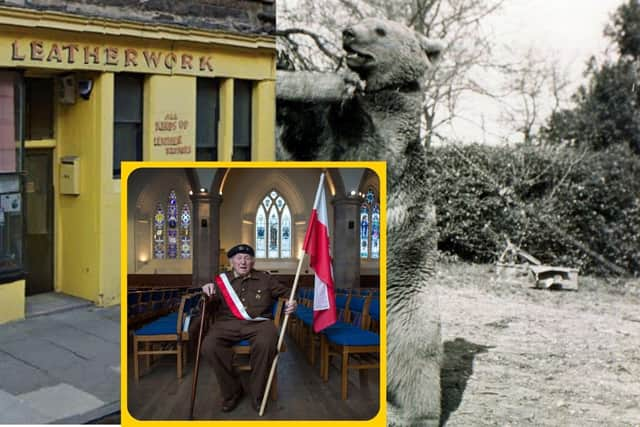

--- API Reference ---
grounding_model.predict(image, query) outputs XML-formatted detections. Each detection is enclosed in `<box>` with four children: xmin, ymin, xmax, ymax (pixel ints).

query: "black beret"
<box><xmin>227</xmin><ymin>244</ymin><xmax>255</xmax><ymax>258</ymax></box>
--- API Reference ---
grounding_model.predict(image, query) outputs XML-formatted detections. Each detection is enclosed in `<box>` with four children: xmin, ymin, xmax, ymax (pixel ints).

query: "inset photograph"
<box><xmin>123</xmin><ymin>164</ymin><xmax>385</xmax><ymax>423</ymax></box>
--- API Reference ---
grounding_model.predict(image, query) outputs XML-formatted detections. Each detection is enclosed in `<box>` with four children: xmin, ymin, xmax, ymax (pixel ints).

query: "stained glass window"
<box><xmin>153</xmin><ymin>190</ymin><xmax>191</xmax><ymax>260</ymax></box>
<box><xmin>153</xmin><ymin>204</ymin><xmax>165</xmax><ymax>259</ymax></box>
<box><xmin>281</xmin><ymin>206</ymin><xmax>291</xmax><ymax>258</ymax></box>
<box><xmin>180</xmin><ymin>203</ymin><xmax>191</xmax><ymax>259</ymax></box>
<box><xmin>360</xmin><ymin>187</ymin><xmax>379</xmax><ymax>260</ymax></box>
<box><xmin>256</xmin><ymin>207</ymin><xmax>266</xmax><ymax>258</ymax></box>
<box><xmin>167</xmin><ymin>190</ymin><xmax>178</xmax><ymax>259</ymax></box>
<box><xmin>371</xmin><ymin>203</ymin><xmax>380</xmax><ymax>259</ymax></box>
<box><xmin>360</xmin><ymin>204</ymin><xmax>369</xmax><ymax>258</ymax></box>
<box><xmin>268</xmin><ymin>209</ymin><xmax>279</xmax><ymax>258</ymax></box>
<box><xmin>255</xmin><ymin>189</ymin><xmax>292</xmax><ymax>259</ymax></box>
<box><xmin>366</xmin><ymin>189</ymin><xmax>375</xmax><ymax>205</ymax></box>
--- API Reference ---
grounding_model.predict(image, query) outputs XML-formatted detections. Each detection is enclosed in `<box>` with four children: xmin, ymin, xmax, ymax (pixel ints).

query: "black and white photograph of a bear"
<box><xmin>277</xmin><ymin>17</ymin><xmax>445</xmax><ymax>427</ymax></box>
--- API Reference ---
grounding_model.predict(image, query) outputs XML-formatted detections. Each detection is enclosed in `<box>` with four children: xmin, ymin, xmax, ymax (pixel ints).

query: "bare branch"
<box><xmin>277</xmin><ymin>28</ymin><xmax>343</xmax><ymax>65</ymax></box>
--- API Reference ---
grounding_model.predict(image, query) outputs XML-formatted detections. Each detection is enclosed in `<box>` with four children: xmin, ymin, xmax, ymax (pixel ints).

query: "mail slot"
<box><xmin>60</xmin><ymin>156</ymin><xmax>80</xmax><ymax>195</ymax></box>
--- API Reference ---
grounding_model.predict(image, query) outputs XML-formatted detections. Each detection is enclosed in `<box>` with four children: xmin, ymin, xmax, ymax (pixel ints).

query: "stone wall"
<box><xmin>0</xmin><ymin>0</ymin><xmax>275</xmax><ymax>34</ymax></box>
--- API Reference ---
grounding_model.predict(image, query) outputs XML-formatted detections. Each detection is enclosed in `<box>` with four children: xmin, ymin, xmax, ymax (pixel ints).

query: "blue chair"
<box><xmin>299</xmin><ymin>292</ymin><xmax>354</xmax><ymax>366</ymax></box>
<box><xmin>364</xmin><ymin>298</ymin><xmax>379</xmax><ymax>333</ymax></box>
<box><xmin>346</xmin><ymin>295</ymin><xmax>368</xmax><ymax>327</ymax></box>
<box><xmin>139</xmin><ymin>291</ymin><xmax>152</xmax><ymax>314</ymax></box>
<box><xmin>127</xmin><ymin>292</ymin><xmax>141</xmax><ymax>317</ymax></box>
<box><xmin>320</xmin><ymin>295</ymin><xmax>379</xmax><ymax>399</ymax></box>
<box><xmin>133</xmin><ymin>292</ymin><xmax>201</xmax><ymax>383</ymax></box>
<box><xmin>150</xmin><ymin>290</ymin><xmax>164</xmax><ymax>311</ymax></box>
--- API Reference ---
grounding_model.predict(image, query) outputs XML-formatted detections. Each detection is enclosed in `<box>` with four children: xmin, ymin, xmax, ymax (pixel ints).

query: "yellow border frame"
<box><xmin>121</xmin><ymin>161</ymin><xmax>387</xmax><ymax>426</ymax></box>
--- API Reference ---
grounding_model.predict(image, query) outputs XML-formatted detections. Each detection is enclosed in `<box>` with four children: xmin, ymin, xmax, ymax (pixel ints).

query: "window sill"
<box><xmin>0</xmin><ymin>270</ymin><xmax>26</xmax><ymax>285</ymax></box>
<box><xmin>25</xmin><ymin>139</ymin><xmax>56</xmax><ymax>149</ymax></box>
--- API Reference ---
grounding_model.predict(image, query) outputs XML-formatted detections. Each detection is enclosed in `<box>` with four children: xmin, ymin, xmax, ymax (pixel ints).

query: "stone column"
<box><xmin>191</xmin><ymin>193</ymin><xmax>222</xmax><ymax>286</ymax></box>
<box><xmin>332</xmin><ymin>196</ymin><xmax>361</xmax><ymax>289</ymax></box>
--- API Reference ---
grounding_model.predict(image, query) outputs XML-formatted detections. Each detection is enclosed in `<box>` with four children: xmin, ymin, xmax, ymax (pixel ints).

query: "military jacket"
<box><xmin>213</xmin><ymin>269</ymin><xmax>290</xmax><ymax>321</ymax></box>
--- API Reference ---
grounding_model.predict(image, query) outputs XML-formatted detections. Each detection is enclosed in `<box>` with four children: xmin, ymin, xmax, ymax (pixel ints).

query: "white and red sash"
<box><xmin>214</xmin><ymin>273</ymin><xmax>268</xmax><ymax>321</ymax></box>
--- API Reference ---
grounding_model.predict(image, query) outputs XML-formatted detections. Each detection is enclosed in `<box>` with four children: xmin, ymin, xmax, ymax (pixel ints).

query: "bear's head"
<box><xmin>343</xmin><ymin>18</ymin><xmax>444</xmax><ymax>92</ymax></box>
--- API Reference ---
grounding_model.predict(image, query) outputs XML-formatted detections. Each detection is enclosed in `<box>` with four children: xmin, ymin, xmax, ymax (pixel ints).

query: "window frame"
<box><xmin>232</xmin><ymin>79</ymin><xmax>252</xmax><ymax>161</ymax></box>
<box><xmin>0</xmin><ymin>71</ymin><xmax>25</xmax><ymax>284</ymax></box>
<box><xmin>255</xmin><ymin>189</ymin><xmax>292</xmax><ymax>260</ymax></box>
<box><xmin>24</xmin><ymin>77</ymin><xmax>54</xmax><ymax>141</ymax></box>
<box><xmin>195</xmin><ymin>77</ymin><xmax>219</xmax><ymax>161</ymax></box>
<box><xmin>113</xmin><ymin>73</ymin><xmax>143</xmax><ymax>179</ymax></box>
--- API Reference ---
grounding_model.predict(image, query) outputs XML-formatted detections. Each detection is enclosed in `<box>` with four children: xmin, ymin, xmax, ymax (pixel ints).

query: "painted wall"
<box><xmin>252</xmin><ymin>80</ymin><xmax>276</xmax><ymax>161</ymax></box>
<box><xmin>97</xmin><ymin>73</ymin><xmax>120</xmax><ymax>307</ymax></box>
<box><xmin>144</xmin><ymin>75</ymin><xmax>196</xmax><ymax>162</ymax></box>
<box><xmin>0</xmin><ymin>279</ymin><xmax>25</xmax><ymax>324</ymax></box>
<box><xmin>56</xmin><ymin>71</ymin><xmax>103</xmax><ymax>303</ymax></box>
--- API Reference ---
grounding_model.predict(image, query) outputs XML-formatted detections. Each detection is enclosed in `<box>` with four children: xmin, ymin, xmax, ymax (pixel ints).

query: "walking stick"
<box><xmin>189</xmin><ymin>295</ymin><xmax>208</xmax><ymax>420</ymax></box>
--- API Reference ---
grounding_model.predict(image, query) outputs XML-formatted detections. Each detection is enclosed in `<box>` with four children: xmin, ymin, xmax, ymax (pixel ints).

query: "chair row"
<box><xmin>296</xmin><ymin>287</ymin><xmax>380</xmax><ymax>310</ymax></box>
<box><xmin>132</xmin><ymin>292</ymin><xmax>286</xmax><ymax>404</ymax></box>
<box><xmin>290</xmin><ymin>293</ymin><xmax>380</xmax><ymax>399</ymax></box>
<box><xmin>127</xmin><ymin>287</ymin><xmax>201</xmax><ymax>329</ymax></box>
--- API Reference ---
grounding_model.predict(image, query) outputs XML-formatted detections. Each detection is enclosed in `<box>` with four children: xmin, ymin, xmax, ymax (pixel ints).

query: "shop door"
<box><xmin>24</xmin><ymin>149</ymin><xmax>54</xmax><ymax>295</ymax></box>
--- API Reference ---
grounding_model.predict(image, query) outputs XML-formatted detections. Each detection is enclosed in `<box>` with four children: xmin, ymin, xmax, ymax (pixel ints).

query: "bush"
<box><xmin>425</xmin><ymin>143</ymin><xmax>640</xmax><ymax>276</ymax></box>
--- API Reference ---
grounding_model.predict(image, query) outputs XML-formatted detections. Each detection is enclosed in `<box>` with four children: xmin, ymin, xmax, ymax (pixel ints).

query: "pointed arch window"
<box><xmin>152</xmin><ymin>190</ymin><xmax>192</xmax><ymax>259</ymax></box>
<box><xmin>255</xmin><ymin>190</ymin><xmax>292</xmax><ymax>259</ymax></box>
<box><xmin>360</xmin><ymin>187</ymin><xmax>380</xmax><ymax>260</ymax></box>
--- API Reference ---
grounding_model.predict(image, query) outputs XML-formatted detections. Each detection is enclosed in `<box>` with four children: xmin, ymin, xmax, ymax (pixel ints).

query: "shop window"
<box><xmin>153</xmin><ymin>190</ymin><xmax>191</xmax><ymax>259</ymax></box>
<box><xmin>255</xmin><ymin>190</ymin><xmax>291</xmax><ymax>259</ymax></box>
<box><xmin>196</xmin><ymin>78</ymin><xmax>219</xmax><ymax>161</ymax></box>
<box><xmin>360</xmin><ymin>188</ymin><xmax>380</xmax><ymax>260</ymax></box>
<box><xmin>0</xmin><ymin>71</ymin><xmax>24</xmax><ymax>282</ymax></box>
<box><xmin>113</xmin><ymin>73</ymin><xmax>143</xmax><ymax>178</ymax></box>
<box><xmin>233</xmin><ymin>79</ymin><xmax>252</xmax><ymax>161</ymax></box>
<box><xmin>25</xmin><ymin>78</ymin><xmax>54</xmax><ymax>140</ymax></box>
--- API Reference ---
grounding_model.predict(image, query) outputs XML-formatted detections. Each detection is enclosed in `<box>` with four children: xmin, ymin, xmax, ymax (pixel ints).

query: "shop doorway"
<box><xmin>24</xmin><ymin>149</ymin><xmax>54</xmax><ymax>295</ymax></box>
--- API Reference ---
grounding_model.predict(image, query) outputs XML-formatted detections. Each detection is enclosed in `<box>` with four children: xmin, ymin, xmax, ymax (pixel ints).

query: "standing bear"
<box><xmin>277</xmin><ymin>18</ymin><xmax>444</xmax><ymax>427</ymax></box>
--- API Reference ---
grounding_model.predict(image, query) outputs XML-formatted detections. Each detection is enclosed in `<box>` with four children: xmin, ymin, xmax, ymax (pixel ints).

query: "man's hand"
<box><xmin>202</xmin><ymin>282</ymin><xmax>216</xmax><ymax>297</ymax></box>
<box><xmin>284</xmin><ymin>300</ymin><xmax>297</xmax><ymax>315</ymax></box>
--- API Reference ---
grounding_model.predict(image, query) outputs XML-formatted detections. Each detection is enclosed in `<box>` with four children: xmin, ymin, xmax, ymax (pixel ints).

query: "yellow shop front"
<box><xmin>0</xmin><ymin>6</ymin><xmax>276</xmax><ymax>323</ymax></box>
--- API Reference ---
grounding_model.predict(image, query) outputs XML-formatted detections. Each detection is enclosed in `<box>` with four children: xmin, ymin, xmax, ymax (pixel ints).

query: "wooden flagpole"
<box><xmin>259</xmin><ymin>173</ymin><xmax>325</xmax><ymax>416</ymax></box>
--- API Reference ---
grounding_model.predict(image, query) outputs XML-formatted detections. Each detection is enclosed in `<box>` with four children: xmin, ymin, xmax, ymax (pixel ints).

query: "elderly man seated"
<box><xmin>201</xmin><ymin>243</ymin><xmax>296</xmax><ymax>413</ymax></box>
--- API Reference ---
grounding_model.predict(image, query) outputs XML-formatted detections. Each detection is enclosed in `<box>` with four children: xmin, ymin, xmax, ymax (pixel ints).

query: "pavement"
<box><xmin>0</xmin><ymin>292</ymin><xmax>120</xmax><ymax>424</ymax></box>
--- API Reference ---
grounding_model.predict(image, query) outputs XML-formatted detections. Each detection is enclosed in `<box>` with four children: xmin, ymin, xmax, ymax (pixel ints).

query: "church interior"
<box><xmin>125</xmin><ymin>166</ymin><xmax>382</xmax><ymax>421</ymax></box>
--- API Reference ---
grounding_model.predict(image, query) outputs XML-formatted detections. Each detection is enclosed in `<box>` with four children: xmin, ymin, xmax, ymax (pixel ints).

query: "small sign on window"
<box><xmin>0</xmin><ymin>193</ymin><xmax>21</xmax><ymax>212</ymax></box>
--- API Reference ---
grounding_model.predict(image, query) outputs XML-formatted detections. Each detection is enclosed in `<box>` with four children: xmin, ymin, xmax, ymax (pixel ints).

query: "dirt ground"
<box><xmin>435</xmin><ymin>263</ymin><xmax>640</xmax><ymax>427</ymax></box>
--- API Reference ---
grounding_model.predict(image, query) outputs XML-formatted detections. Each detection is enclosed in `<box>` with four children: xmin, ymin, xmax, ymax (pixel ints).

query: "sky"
<box><xmin>442</xmin><ymin>0</ymin><xmax>627</xmax><ymax>143</ymax></box>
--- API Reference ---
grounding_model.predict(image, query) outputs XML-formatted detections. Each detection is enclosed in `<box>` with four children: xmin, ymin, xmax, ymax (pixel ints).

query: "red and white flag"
<box><xmin>303</xmin><ymin>173</ymin><xmax>337</xmax><ymax>333</ymax></box>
